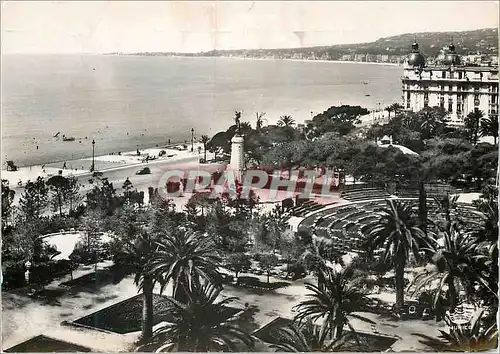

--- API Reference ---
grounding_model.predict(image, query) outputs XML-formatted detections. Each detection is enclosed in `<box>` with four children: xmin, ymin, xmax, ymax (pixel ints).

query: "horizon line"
<box><xmin>2</xmin><ymin>27</ymin><xmax>497</xmax><ymax>56</ymax></box>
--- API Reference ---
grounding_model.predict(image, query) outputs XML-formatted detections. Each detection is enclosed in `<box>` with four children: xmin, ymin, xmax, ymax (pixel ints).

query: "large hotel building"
<box><xmin>402</xmin><ymin>42</ymin><xmax>499</xmax><ymax>125</ymax></box>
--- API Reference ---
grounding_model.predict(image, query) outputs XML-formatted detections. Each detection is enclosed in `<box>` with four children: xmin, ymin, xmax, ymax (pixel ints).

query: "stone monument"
<box><xmin>229</xmin><ymin>135</ymin><xmax>244</xmax><ymax>181</ymax></box>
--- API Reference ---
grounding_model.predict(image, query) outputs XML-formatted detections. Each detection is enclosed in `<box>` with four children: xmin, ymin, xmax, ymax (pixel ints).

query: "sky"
<box><xmin>2</xmin><ymin>1</ymin><xmax>499</xmax><ymax>54</ymax></box>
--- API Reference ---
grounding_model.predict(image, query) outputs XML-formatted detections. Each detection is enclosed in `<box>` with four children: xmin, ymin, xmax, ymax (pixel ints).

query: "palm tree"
<box><xmin>473</xmin><ymin>186</ymin><xmax>498</xmax><ymax>243</ymax></box>
<box><xmin>240</xmin><ymin>122</ymin><xmax>252</xmax><ymax>134</ymax></box>
<box><xmin>199</xmin><ymin>135</ymin><xmax>210</xmax><ymax>161</ymax></box>
<box><xmin>433</xmin><ymin>194</ymin><xmax>459</xmax><ymax>230</ymax></box>
<box><xmin>409</xmin><ymin>222</ymin><xmax>488</xmax><ymax>311</ymax></box>
<box><xmin>278</xmin><ymin>115</ymin><xmax>295</xmax><ymax>127</ymax></box>
<box><xmin>256</xmin><ymin>112</ymin><xmax>266</xmax><ymax>132</ymax></box>
<box><xmin>146</xmin><ymin>227</ymin><xmax>222</xmax><ymax>302</ymax></box>
<box><xmin>145</xmin><ymin>281</ymin><xmax>255</xmax><ymax>352</ymax></box>
<box><xmin>294</xmin><ymin>266</ymin><xmax>375</xmax><ymax>340</ymax></box>
<box><xmin>269</xmin><ymin>318</ymin><xmax>350</xmax><ymax>352</ymax></box>
<box><xmin>390</xmin><ymin>103</ymin><xmax>403</xmax><ymax>116</ymax></box>
<box><xmin>113</xmin><ymin>205</ymin><xmax>158</xmax><ymax>340</ymax></box>
<box><xmin>298</xmin><ymin>232</ymin><xmax>342</xmax><ymax>289</ymax></box>
<box><xmin>479</xmin><ymin>116</ymin><xmax>498</xmax><ymax>144</ymax></box>
<box><xmin>413</xmin><ymin>310</ymin><xmax>498</xmax><ymax>352</ymax></box>
<box><xmin>366</xmin><ymin>199</ymin><xmax>434</xmax><ymax>314</ymax></box>
<box><xmin>464</xmin><ymin>110</ymin><xmax>483</xmax><ymax>145</ymax></box>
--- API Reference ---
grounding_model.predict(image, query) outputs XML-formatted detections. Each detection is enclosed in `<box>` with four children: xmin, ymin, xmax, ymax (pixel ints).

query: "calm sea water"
<box><xmin>2</xmin><ymin>54</ymin><xmax>402</xmax><ymax>167</ymax></box>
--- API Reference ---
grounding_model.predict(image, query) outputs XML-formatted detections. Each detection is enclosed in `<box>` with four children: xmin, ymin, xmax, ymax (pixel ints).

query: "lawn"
<box><xmin>72</xmin><ymin>294</ymin><xmax>241</xmax><ymax>334</ymax></box>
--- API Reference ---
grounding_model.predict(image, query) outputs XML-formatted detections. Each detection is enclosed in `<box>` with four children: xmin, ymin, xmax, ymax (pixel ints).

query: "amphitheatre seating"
<box><xmin>341</xmin><ymin>188</ymin><xmax>391</xmax><ymax>202</ymax></box>
<box><xmin>290</xmin><ymin>201</ymin><xmax>325</xmax><ymax>217</ymax></box>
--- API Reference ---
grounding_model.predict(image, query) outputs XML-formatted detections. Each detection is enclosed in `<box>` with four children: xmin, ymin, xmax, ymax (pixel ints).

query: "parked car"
<box><xmin>136</xmin><ymin>167</ymin><xmax>151</xmax><ymax>175</ymax></box>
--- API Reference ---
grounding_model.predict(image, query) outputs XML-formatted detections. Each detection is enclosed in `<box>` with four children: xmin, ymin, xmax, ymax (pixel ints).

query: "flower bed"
<box><xmin>5</xmin><ymin>335</ymin><xmax>91</xmax><ymax>352</ymax></box>
<box><xmin>72</xmin><ymin>294</ymin><xmax>241</xmax><ymax>334</ymax></box>
<box><xmin>236</xmin><ymin>276</ymin><xmax>290</xmax><ymax>291</ymax></box>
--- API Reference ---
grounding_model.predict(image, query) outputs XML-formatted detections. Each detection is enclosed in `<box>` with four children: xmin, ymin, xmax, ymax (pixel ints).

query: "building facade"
<box><xmin>402</xmin><ymin>42</ymin><xmax>499</xmax><ymax>125</ymax></box>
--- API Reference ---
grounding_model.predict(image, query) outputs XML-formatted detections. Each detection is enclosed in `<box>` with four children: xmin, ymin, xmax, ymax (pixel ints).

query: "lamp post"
<box><xmin>90</xmin><ymin>139</ymin><xmax>95</xmax><ymax>172</ymax></box>
<box><xmin>191</xmin><ymin>128</ymin><xmax>194</xmax><ymax>152</ymax></box>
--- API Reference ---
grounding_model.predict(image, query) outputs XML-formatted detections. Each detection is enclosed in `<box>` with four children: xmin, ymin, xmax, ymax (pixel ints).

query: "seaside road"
<box><xmin>9</xmin><ymin>155</ymin><xmax>217</xmax><ymax>205</ymax></box>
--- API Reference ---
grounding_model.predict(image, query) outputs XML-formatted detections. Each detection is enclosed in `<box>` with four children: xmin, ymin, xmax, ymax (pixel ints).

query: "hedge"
<box><xmin>1</xmin><ymin>259</ymin><xmax>76</xmax><ymax>291</ymax></box>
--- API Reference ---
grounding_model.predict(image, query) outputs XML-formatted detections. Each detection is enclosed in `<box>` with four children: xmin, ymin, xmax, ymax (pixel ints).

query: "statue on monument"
<box><xmin>234</xmin><ymin>111</ymin><xmax>242</xmax><ymax>136</ymax></box>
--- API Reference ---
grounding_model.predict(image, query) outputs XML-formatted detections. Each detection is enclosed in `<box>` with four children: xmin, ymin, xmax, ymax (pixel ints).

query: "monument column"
<box><xmin>229</xmin><ymin>135</ymin><xmax>244</xmax><ymax>181</ymax></box>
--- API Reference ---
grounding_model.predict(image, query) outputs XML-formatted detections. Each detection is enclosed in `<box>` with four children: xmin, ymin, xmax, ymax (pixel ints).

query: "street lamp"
<box><xmin>191</xmin><ymin>128</ymin><xmax>195</xmax><ymax>152</ymax></box>
<box><xmin>90</xmin><ymin>139</ymin><xmax>95</xmax><ymax>172</ymax></box>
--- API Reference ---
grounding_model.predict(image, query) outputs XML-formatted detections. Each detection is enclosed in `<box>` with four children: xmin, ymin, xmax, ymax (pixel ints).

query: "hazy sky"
<box><xmin>2</xmin><ymin>1</ymin><xmax>499</xmax><ymax>54</ymax></box>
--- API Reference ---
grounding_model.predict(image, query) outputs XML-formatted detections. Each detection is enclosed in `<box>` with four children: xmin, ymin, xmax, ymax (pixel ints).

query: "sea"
<box><xmin>2</xmin><ymin>54</ymin><xmax>403</xmax><ymax>167</ymax></box>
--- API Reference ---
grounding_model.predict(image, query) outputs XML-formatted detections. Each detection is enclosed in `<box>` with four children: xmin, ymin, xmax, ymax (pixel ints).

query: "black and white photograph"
<box><xmin>1</xmin><ymin>1</ymin><xmax>499</xmax><ymax>352</ymax></box>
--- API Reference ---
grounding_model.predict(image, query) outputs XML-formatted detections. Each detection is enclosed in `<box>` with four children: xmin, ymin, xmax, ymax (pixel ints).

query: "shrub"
<box><xmin>1</xmin><ymin>260</ymin><xmax>76</xmax><ymax>290</ymax></box>
<box><xmin>237</xmin><ymin>276</ymin><xmax>261</xmax><ymax>286</ymax></box>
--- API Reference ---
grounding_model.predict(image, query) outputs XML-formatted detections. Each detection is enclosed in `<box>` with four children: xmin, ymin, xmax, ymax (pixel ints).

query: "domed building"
<box><xmin>436</xmin><ymin>44</ymin><xmax>462</xmax><ymax>66</ymax></box>
<box><xmin>401</xmin><ymin>41</ymin><xmax>498</xmax><ymax>126</ymax></box>
<box><xmin>405</xmin><ymin>42</ymin><xmax>426</xmax><ymax>68</ymax></box>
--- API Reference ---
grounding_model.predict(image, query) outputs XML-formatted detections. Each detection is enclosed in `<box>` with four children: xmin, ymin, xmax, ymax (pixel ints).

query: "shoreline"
<box><xmin>108</xmin><ymin>53</ymin><xmax>402</xmax><ymax>67</ymax></box>
<box><xmin>2</xmin><ymin>138</ymin><xmax>189</xmax><ymax>169</ymax></box>
<box><xmin>1</xmin><ymin>143</ymin><xmax>207</xmax><ymax>186</ymax></box>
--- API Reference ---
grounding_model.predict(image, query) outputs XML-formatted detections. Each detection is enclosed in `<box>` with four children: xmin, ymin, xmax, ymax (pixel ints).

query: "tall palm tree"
<box><xmin>464</xmin><ymin>110</ymin><xmax>483</xmax><ymax>145</ymax></box>
<box><xmin>367</xmin><ymin>199</ymin><xmax>434</xmax><ymax>314</ymax></box>
<box><xmin>390</xmin><ymin>103</ymin><xmax>403</xmax><ymax>116</ymax></box>
<box><xmin>256</xmin><ymin>112</ymin><xmax>266</xmax><ymax>132</ymax></box>
<box><xmin>298</xmin><ymin>232</ymin><xmax>342</xmax><ymax>289</ymax></box>
<box><xmin>479</xmin><ymin>116</ymin><xmax>498</xmax><ymax>145</ymax></box>
<box><xmin>433</xmin><ymin>194</ymin><xmax>459</xmax><ymax>230</ymax></box>
<box><xmin>200</xmin><ymin>135</ymin><xmax>210</xmax><ymax>161</ymax></box>
<box><xmin>278</xmin><ymin>115</ymin><xmax>296</xmax><ymax>127</ymax></box>
<box><xmin>413</xmin><ymin>310</ymin><xmax>498</xmax><ymax>352</ymax></box>
<box><xmin>269</xmin><ymin>318</ymin><xmax>350</xmax><ymax>352</ymax></box>
<box><xmin>294</xmin><ymin>266</ymin><xmax>375</xmax><ymax>340</ymax></box>
<box><xmin>146</xmin><ymin>227</ymin><xmax>222</xmax><ymax>302</ymax></box>
<box><xmin>114</xmin><ymin>205</ymin><xmax>158</xmax><ymax>340</ymax></box>
<box><xmin>409</xmin><ymin>222</ymin><xmax>489</xmax><ymax>311</ymax></box>
<box><xmin>144</xmin><ymin>282</ymin><xmax>255</xmax><ymax>352</ymax></box>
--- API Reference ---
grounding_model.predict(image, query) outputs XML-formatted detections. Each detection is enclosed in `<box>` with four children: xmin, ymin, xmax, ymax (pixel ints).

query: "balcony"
<box><xmin>402</xmin><ymin>75</ymin><xmax>499</xmax><ymax>84</ymax></box>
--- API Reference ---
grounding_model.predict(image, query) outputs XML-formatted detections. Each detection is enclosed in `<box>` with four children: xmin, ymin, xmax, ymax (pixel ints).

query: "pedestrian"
<box><xmin>36</xmin><ymin>145</ymin><xmax>39</xmax><ymax>150</ymax></box>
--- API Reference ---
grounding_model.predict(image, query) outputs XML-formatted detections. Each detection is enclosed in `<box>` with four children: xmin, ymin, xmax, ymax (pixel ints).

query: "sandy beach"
<box><xmin>157</xmin><ymin>55</ymin><xmax>402</xmax><ymax>67</ymax></box>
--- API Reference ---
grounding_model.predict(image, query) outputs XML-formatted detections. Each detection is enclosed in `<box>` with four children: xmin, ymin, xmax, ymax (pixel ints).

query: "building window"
<box><xmin>440</xmin><ymin>85</ymin><xmax>445</xmax><ymax>91</ymax></box>
<box><xmin>458</xmin><ymin>72</ymin><xmax>463</xmax><ymax>79</ymax></box>
<box><xmin>442</xmin><ymin>71</ymin><xmax>446</xmax><ymax>79</ymax></box>
<box><xmin>439</xmin><ymin>97</ymin><xmax>445</xmax><ymax>109</ymax></box>
<box><xmin>448</xmin><ymin>99</ymin><xmax>453</xmax><ymax>113</ymax></box>
<box><xmin>474</xmin><ymin>94</ymin><xmax>480</xmax><ymax>106</ymax></box>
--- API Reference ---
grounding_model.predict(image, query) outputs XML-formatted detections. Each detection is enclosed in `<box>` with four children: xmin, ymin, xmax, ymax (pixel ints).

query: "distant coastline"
<box><xmin>107</xmin><ymin>53</ymin><xmax>402</xmax><ymax>67</ymax></box>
